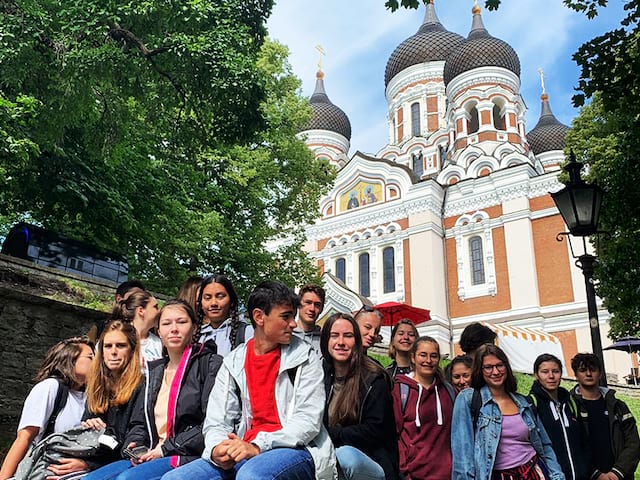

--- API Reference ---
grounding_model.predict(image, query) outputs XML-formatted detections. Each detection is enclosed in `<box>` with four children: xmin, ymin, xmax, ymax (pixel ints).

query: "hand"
<box><xmin>596</xmin><ymin>473</ymin><xmax>619</xmax><ymax>480</ymax></box>
<box><xmin>212</xmin><ymin>439</ymin><xmax>235</xmax><ymax>470</ymax></box>
<box><xmin>223</xmin><ymin>433</ymin><xmax>259</xmax><ymax>463</ymax></box>
<box><xmin>81</xmin><ymin>417</ymin><xmax>107</xmax><ymax>430</ymax></box>
<box><xmin>46</xmin><ymin>457</ymin><xmax>88</xmax><ymax>479</ymax></box>
<box><xmin>138</xmin><ymin>444</ymin><xmax>163</xmax><ymax>463</ymax></box>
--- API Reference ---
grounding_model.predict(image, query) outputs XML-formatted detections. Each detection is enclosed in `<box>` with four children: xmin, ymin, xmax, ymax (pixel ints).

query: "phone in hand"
<box><xmin>123</xmin><ymin>445</ymin><xmax>149</xmax><ymax>461</ymax></box>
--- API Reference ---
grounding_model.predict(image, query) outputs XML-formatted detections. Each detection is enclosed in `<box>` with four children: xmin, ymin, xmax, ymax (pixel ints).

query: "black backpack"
<box><xmin>42</xmin><ymin>379</ymin><xmax>70</xmax><ymax>438</ymax></box>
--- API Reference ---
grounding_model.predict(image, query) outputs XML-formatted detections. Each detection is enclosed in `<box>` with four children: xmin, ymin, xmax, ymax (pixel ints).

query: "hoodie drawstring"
<box><xmin>415</xmin><ymin>383</ymin><xmax>423</xmax><ymax>428</ymax></box>
<box><xmin>435</xmin><ymin>385</ymin><xmax>443</xmax><ymax>425</ymax></box>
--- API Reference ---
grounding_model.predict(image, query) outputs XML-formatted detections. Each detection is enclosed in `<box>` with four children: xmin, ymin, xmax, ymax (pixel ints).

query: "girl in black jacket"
<box><xmin>83</xmin><ymin>300</ymin><xmax>222</xmax><ymax>480</ymax></box>
<box><xmin>529</xmin><ymin>353</ymin><xmax>589</xmax><ymax>480</ymax></box>
<box><xmin>76</xmin><ymin>321</ymin><xmax>145</xmax><ymax>473</ymax></box>
<box><xmin>321</xmin><ymin>313</ymin><xmax>399</xmax><ymax>480</ymax></box>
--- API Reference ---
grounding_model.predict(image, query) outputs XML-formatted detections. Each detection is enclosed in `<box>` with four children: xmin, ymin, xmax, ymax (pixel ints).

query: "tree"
<box><xmin>563</xmin><ymin>1</ymin><xmax>640</xmax><ymax>339</ymax></box>
<box><xmin>0</xmin><ymin>0</ymin><xmax>333</xmax><ymax>297</ymax></box>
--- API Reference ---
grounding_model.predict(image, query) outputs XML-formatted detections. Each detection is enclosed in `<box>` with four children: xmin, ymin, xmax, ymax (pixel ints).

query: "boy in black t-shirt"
<box><xmin>571</xmin><ymin>353</ymin><xmax>640</xmax><ymax>480</ymax></box>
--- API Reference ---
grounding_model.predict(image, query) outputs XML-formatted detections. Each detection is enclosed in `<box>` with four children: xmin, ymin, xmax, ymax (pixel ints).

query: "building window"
<box><xmin>411</xmin><ymin>102</ymin><xmax>421</xmax><ymax>136</ymax></box>
<box><xmin>469</xmin><ymin>236</ymin><xmax>485</xmax><ymax>285</ymax></box>
<box><xmin>359</xmin><ymin>253</ymin><xmax>370</xmax><ymax>297</ymax></box>
<box><xmin>467</xmin><ymin>106</ymin><xmax>479</xmax><ymax>134</ymax></box>
<box><xmin>412</xmin><ymin>151</ymin><xmax>424</xmax><ymax>177</ymax></box>
<box><xmin>493</xmin><ymin>104</ymin><xmax>505</xmax><ymax>130</ymax></box>
<box><xmin>335</xmin><ymin>258</ymin><xmax>346</xmax><ymax>283</ymax></box>
<box><xmin>383</xmin><ymin>247</ymin><xmax>395</xmax><ymax>293</ymax></box>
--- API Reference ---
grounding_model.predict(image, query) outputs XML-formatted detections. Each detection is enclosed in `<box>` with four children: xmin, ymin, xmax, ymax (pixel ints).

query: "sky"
<box><xmin>266</xmin><ymin>0</ymin><xmax>625</xmax><ymax>156</ymax></box>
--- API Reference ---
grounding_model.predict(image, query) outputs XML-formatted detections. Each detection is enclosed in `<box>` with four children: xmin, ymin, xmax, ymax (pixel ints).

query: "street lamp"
<box><xmin>551</xmin><ymin>151</ymin><xmax>607</xmax><ymax>386</ymax></box>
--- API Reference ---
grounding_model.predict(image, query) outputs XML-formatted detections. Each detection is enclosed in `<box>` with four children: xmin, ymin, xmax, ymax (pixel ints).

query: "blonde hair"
<box><xmin>86</xmin><ymin>321</ymin><xmax>143</xmax><ymax>414</ymax></box>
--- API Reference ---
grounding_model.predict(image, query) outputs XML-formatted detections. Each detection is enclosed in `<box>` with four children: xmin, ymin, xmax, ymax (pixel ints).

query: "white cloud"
<box><xmin>267</xmin><ymin>0</ymin><xmax>625</xmax><ymax>154</ymax></box>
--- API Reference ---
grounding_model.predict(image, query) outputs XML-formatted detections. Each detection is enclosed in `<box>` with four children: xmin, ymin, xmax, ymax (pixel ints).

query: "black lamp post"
<box><xmin>551</xmin><ymin>151</ymin><xmax>607</xmax><ymax>386</ymax></box>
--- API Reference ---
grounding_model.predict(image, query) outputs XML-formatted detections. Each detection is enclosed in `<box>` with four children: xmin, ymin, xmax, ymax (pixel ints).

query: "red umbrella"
<box><xmin>373</xmin><ymin>301</ymin><xmax>431</xmax><ymax>327</ymax></box>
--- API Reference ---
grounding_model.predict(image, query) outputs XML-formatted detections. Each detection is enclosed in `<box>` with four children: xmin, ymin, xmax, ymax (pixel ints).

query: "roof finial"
<box><xmin>315</xmin><ymin>45</ymin><xmax>325</xmax><ymax>78</ymax></box>
<box><xmin>472</xmin><ymin>0</ymin><xmax>481</xmax><ymax>15</ymax></box>
<box><xmin>537</xmin><ymin>67</ymin><xmax>548</xmax><ymax>99</ymax></box>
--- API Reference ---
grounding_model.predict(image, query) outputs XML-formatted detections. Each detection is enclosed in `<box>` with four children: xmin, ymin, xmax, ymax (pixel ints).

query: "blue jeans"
<box><xmin>161</xmin><ymin>448</ymin><xmax>314</xmax><ymax>480</ymax></box>
<box><xmin>83</xmin><ymin>458</ymin><xmax>173</xmax><ymax>480</ymax></box>
<box><xmin>336</xmin><ymin>446</ymin><xmax>385</xmax><ymax>480</ymax></box>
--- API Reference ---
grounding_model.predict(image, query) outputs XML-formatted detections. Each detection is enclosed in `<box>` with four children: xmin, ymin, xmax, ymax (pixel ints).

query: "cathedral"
<box><xmin>299</xmin><ymin>2</ymin><xmax>629</xmax><ymax>380</ymax></box>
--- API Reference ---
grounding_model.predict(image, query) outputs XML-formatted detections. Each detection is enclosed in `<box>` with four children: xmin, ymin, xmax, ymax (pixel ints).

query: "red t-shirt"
<box><xmin>243</xmin><ymin>339</ymin><xmax>283</xmax><ymax>442</ymax></box>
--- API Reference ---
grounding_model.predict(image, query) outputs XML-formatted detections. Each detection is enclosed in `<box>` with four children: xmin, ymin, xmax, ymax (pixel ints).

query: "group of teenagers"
<box><xmin>1</xmin><ymin>276</ymin><xmax>639</xmax><ymax>480</ymax></box>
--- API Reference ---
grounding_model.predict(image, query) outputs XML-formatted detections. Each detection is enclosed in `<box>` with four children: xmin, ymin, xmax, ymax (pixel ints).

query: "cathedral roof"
<box><xmin>443</xmin><ymin>4</ymin><xmax>520</xmax><ymax>86</ymax></box>
<box><xmin>384</xmin><ymin>1</ymin><xmax>464</xmax><ymax>86</ymax></box>
<box><xmin>304</xmin><ymin>71</ymin><xmax>352</xmax><ymax>140</ymax></box>
<box><xmin>526</xmin><ymin>93</ymin><xmax>570</xmax><ymax>155</ymax></box>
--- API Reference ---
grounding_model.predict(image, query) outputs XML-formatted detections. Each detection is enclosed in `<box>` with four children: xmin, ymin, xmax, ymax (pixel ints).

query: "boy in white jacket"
<box><xmin>162</xmin><ymin>280</ymin><xmax>336</xmax><ymax>480</ymax></box>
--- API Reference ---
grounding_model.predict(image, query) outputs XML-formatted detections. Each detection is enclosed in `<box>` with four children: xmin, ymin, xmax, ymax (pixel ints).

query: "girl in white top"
<box><xmin>196</xmin><ymin>275</ymin><xmax>253</xmax><ymax>356</ymax></box>
<box><xmin>0</xmin><ymin>336</ymin><xmax>95</xmax><ymax>480</ymax></box>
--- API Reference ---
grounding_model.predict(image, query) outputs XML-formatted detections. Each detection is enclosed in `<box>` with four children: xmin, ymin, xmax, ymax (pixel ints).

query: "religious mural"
<box><xmin>340</xmin><ymin>181</ymin><xmax>383</xmax><ymax>212</ymax></box>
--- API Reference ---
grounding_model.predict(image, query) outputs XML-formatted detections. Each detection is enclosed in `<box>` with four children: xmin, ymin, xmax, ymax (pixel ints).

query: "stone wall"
<box><xmin>0</xmin><ymin>255</ymin><xmax>110</xmax><ymax>444</ymax></box>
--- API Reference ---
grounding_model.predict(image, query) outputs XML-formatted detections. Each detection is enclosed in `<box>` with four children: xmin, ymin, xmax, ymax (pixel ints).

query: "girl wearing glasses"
<box><xmin>320</xmin><ymin>313</ymin><xmax>399</xmax><ymax>480</ymax></box>
<box><xmin>386</xmin><ymin>319</ymin><xmax>418</xmax><ymax>379</ymax></box>
<box><xmin>0</xmin><ymin>336</ymin><xmax>95</xmax><ymax>480</ymax></box>
<box><xmin>451</xmin><ymin>344</ymin><xmax>565</xmax><ymax>480</ymax></box>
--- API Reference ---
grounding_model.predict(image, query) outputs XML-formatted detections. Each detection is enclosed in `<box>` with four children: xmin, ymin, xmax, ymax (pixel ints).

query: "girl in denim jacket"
<box><xmin>451</xmin><ymin>344</ymin><xmax>565</xmax><ymax>480</ymax></box>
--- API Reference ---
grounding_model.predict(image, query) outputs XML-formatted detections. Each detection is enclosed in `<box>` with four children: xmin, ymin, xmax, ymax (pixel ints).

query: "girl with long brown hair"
<box><xmin>320</xmin><ymin>313</ymin><xmax>399</xmax><ymax>480</ymax></box>
<box><xmin>0</xmin><ymin>336</ymin><xmax>94</xmax><ymax>480</ymax></box>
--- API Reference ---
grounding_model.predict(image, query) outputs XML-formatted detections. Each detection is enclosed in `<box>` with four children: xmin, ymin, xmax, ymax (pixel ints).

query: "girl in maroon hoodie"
<box><xmin>392</xmin><ymin>336</ymin><xmax>454</xmax><ymax>480</ymax></box>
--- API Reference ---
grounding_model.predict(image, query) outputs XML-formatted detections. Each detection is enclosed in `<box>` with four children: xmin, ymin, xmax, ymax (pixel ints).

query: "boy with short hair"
<box><xmin>293</xmin><ymin>283</ymin><xmax>326</xmax><ymax>353</ymax></box>
<box><xmin>163</xmin><ymin>280</ymin><xmax>336</xmax><ymax>480</ymax></box>
<box><xmin>571</xmin><ymin>353</ymin><xmax>640</xmax><ymax>480</ymax></box>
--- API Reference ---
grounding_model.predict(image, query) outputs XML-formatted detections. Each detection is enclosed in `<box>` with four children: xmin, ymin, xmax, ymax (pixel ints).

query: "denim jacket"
<box><xmin>451</xmin><ymin>386</ymin><xmax>565</xmax><ymax>480</ymax></box>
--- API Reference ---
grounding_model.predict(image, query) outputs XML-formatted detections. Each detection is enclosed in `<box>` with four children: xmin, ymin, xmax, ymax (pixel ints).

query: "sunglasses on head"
<box><xmin>353</xmin><ymin>304</ymin><xmax>375</xmax><ymax>318</ymax></box>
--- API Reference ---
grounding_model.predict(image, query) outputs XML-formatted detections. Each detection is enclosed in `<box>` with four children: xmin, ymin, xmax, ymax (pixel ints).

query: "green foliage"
<box><xmin>0</xmin><ymin>1</ymin><xmax>333</xmax><ymax>299</ymax></box>
<box><xmin>562</xmin><ymin>1</ymin><xmax>640</xmax><ymax>339</ymax></box>
<box><xmin>384</xmin><ymin>0</ymin><xmax>501</xmax><ymax>12</ymax></box>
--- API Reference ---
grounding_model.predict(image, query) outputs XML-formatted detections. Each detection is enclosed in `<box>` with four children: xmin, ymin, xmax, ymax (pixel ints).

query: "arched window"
<box><xmin>359</xmin><ymin>253</ymin><xmax>370</xmax><ymax>297</ymax></box>
<box><xmin>469</xmin><ymin>236</ymin><xmax>485</xmax><ymax>285</ymax></box>
<box><xmin>493</xmin><ymin>103</ymin><xmax>505</xmax><ymax>130</ymax></box>
<box><xmin>383</xmin><ymin>247</ymin><xmax>395</xmax><ymax>293</ymax></box>
<box><xmin>412</xmin><ymin>151</ymin><xmax>424</xmax><ymax>177</ymax></box>
<box><xmin>335</xmin><ymin>258</ymin><xmax>346</xmax><ymax>283</ymax></box>
<box><xmin>411</xmin><ymin>102</ymin><xmax>421</xmax><ymax>136</ymax></box>
<box><xmin>467</xmin><ymin>106</ymin><xmax>479</xmax><ymax>134</ymax></box>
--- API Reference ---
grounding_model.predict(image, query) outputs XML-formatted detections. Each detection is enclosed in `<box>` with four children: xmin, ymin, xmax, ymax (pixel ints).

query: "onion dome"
<box><xmin>443</xmin><ymin>3</ymin><xmax>520</xmax><ymax>86</ymax></box>
<box><xmin>527</xmin><ymin>93</ymin><xmax>570</xmax><ymax>154</ymax></box>
<box><xmin>384</xmin><ymin>1</ymin><xmax>464</xmax><ymax>86</ymax></box>
<box><xmin>304</xmin><ymin>71</ymin><xmax>352</xmax><ymax>141</ymax></box>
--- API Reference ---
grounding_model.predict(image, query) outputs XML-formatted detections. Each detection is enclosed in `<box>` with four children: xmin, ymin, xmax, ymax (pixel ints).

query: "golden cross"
<box><xmin>316</xmin><ymin>45</ymin><xmax>325</xmax><ymax>71</ymax></box>
<box><xmin>538</xmin><ymin>68</ymin><xmax>546</xmax><ymax>95</ymax></box>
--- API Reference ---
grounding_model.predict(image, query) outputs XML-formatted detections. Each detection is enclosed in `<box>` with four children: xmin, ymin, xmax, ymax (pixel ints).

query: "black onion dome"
<box><xmin>527</xmin><ymin>94</ymin><xmax>570</xmax><ymax>154</ymax></box>
<box><xmin>443</xmin><ymin>5</ymin><xmax>520</xmax><ymax>86</ymax></box>
<box><xmin>304</xmin><ymin>71</ymin><xmax>352</xmax><ymax>141</ymax></box>
<box><xmin>385</xmin><ymin>2</ymin><xmax>464</xmax><ymax>86</ymax></box>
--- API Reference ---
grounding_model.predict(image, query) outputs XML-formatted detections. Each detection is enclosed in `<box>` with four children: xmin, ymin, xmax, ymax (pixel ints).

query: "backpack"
<box><xmin>234</xmin><ymin>321</ymin><xmax>248</xmax><ymax>346</ymax></box>
<box><xmin>14</xmin><ymin>428</ymin><xmax>104</xmax><ymax>480</ymax></box>
<box><xmin>399</xmin><ymin>381</ymin><xmax>456</xmax><ymax>414</ymax></box>
<box><xmin>42</xmin><ymin>379</ymin><xmax>70</xmax><ymax>438</ymax></box>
